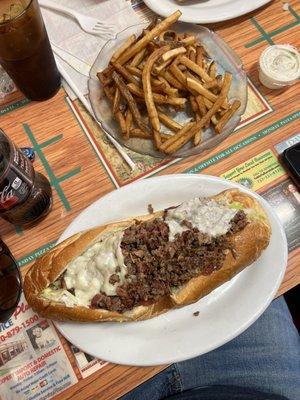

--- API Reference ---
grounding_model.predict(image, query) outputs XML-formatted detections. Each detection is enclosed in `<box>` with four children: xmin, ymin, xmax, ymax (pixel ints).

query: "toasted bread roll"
<box><xmin>24</xmin><ymin>189</ymin><xmax>271</xmax><ymax>322</ymax></box>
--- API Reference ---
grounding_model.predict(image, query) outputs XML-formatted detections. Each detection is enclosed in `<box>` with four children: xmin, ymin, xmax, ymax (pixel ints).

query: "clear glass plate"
<box><xmin>88</xmin><ymin>22</ymin><xmax>248</xmax><ymax>159</ymax></box>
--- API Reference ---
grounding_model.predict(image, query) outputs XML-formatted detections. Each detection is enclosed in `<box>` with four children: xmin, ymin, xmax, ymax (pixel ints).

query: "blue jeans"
<box><xmin>121</xmin><ymin>297</ymin><xmax>300</xmax><ymax>400</ymax></box>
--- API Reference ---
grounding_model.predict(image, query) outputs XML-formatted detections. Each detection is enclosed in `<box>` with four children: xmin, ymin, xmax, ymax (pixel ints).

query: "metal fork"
<box><xmin>39</xmin><ymin>0</ymin><xmax>115</xmax><ymax>39</ymax></box>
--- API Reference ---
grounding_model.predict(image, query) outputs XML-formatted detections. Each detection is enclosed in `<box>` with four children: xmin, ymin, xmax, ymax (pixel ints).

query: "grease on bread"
<box><xmin>24</xmin><ymin>189</ymin><xmax>271</xmax><ymax>322</ymax></box>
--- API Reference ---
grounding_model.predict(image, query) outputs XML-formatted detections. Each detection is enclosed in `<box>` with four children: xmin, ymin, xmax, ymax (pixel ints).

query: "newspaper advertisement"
<box><xmin>68</xmin><ymin>343</ymin><xmax>108</xmax><ymax>379</ymax></box>
<box><xmin>261</xmin><ymin>179</ymin><xmax>300</xmax><ymax>252</ymax></box>
<box><xmin>0</xmin><ymin>296</ymin><xmax>77</xmax><ymax>400</ymax></box>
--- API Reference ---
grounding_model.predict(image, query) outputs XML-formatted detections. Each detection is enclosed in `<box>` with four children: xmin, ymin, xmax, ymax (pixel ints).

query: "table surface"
<box><xmin>0</xmin><ymin>1</ymin><xmax>299</xmax><ymax>399</ymax></box>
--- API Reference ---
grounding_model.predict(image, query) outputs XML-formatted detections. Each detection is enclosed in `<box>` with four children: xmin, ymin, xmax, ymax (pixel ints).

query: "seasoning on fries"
<box><xmin>97</xmin><ymin>10</ymin><xmax>241</xmax><ymax>155</ymax></box>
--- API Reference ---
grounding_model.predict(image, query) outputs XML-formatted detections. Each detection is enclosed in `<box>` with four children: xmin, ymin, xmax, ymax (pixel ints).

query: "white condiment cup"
<box><xmin>259</xmin><ymin>44</ymin><xmax>300</xmax><ymax>89</ymax></box>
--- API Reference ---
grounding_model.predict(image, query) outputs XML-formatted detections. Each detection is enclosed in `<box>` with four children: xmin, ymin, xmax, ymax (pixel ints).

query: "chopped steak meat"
<box><xmin>91</xmin><ymin>210</ymin><xmax>248</xmax><ymax>313</ymax></box>
<box><xmin>109</xmin><ymin>274</ymin><xmax>120</xmax><ymax>285</ymax></box>
<box><xmin>229</xmin><ymin>210</ymin><xmax>248</xmax><ymax>233</ymax></box>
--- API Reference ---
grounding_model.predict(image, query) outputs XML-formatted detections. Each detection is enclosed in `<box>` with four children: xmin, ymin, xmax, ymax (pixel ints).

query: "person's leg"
<box><xmin>120</xmin><ymin>365</ymin><xmax>182</xmax><ymax>400</ymax></box>
<box><xmin>121</xmin><ymin>297</ymin><xmax>300</xmax><ymax>400</ymax></box>
<box><xmin>175</xmin><ymin>296</ymin><xmax>300</xmax><ymax>400</ymax></box>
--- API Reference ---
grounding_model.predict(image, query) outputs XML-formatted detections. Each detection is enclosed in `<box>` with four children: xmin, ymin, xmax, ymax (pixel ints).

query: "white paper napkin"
<box><xmin>41</xmin><ymin>0</ymin><xmax>140</xmax><ymax>99</ymax></box>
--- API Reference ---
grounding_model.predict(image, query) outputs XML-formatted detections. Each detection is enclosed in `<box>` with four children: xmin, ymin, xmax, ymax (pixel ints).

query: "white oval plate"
<box><xmin>55</xmin><ymin>175</ymin><xmax>287</xmax><ymax>366</ymax></box>
<box><xmin>143</xmin><ymin>0</ymin><xmax>272</xmax><ymax>24</ymax></box>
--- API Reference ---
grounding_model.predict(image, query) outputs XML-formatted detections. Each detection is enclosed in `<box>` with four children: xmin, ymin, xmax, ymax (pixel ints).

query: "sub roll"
<box><xmin>24</xmin><ymin>189</ymin><xmax>271</xmax><ymax>322</ymax></box>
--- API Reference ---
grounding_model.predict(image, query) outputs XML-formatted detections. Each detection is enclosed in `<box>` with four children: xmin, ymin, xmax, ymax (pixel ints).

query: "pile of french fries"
<box><xmin>97</xmin><ymin>10</ymin><xmax>241</xmax><ymax>155</ymax></box>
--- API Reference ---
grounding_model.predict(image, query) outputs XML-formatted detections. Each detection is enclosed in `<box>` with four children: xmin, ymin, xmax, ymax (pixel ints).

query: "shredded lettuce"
<box><xmin>228</xmin><ymin>201</ymin><xmax>244</xmax><ymax>210</ymax></box>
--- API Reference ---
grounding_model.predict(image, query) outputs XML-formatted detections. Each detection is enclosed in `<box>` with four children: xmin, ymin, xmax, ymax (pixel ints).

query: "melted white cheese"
<box><xmin>165</xmin><ymin>198</ymin><xmax>237</xmax><ymax>240</ymax></box>
<box><xmin>41</xmin><ymin>288</ymin><xmax>84</xmax><ymax>307</ymax></box>
<box><xmin>62</xmin><ymin>230</ymin><xmax>127</xmax><ymax>307</ymax></box>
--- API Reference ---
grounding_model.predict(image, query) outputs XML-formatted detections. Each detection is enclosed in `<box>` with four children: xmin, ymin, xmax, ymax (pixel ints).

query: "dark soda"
<box><xmin>0</xmin><ymin>238</ymin><xmax>21</xmax><ymax>323</ymax></box>
<box><xmin>0</xmin><ymin>0</ymin><xmax>61</xmax><ymax>101</ymax></box>
<box><xmin>0</xmin><ymin>129</ymin><xmax>52</xmax><ymax>226</ymax></box>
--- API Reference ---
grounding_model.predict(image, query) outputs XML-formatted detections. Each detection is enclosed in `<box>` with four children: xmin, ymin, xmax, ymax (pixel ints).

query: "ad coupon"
<box><xmin>220</xmin><ymin>149</ymin><xmax>285</xmax><ymax>191</ymax></box>
<box><xmin>0</xmin><ymin>296</ymin><xmax>77</xmax><ymax>400</ymax></box>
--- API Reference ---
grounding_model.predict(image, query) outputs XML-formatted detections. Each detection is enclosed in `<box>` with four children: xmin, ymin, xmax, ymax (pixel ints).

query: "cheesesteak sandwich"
<box><xmin>24</xmin><ymin>189</ymin><xmax>271</xmax><ymax>322</ymax></box>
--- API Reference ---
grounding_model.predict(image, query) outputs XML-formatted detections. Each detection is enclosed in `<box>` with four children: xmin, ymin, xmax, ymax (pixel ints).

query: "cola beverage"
<box><xmin>0</xmin><ymin>129</ymin><xmax>52</xmax><ymax>226</ymax></box>
<box><xmin>0</xmin><ymin>0</ymin><xmax>61</xmax><ymax>101</ymax></box>
<box><xmin>0</xmin><ymin>238</ymin><xmax>21</xmax><ymax>322</ymax></box>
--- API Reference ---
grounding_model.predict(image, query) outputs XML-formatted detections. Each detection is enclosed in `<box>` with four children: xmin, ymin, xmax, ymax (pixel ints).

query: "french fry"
<box><xmin>196</xmin><ymin>46</ymin><xmax>204</xmax><ymax>68</ymax></box>
<box><xmin>161</xmin><ymin>70</ymin><xmax>185</xmax><ymax>89</ymax></box>
<box><xmin>195</xmin><ymin>95</ymin><xmax>209</xmax><ymax>128</ymax></box>
<box><xmin>97</xmin><ymin>71</ymin><xmax>112</xmax><ymax>86</ymax></box>
<box><xmin>204</xmin><ymin>96</ymin><xmax>229</xmax><ymax>110</ymax></box>
<box><xmin>126</xmin><ymin>67</ymin><xmax>171</xmax><ymax>93</ymax></box>
<box><xmin>126</xmin><ymin>65</ymin><xmax>142</xmax><ymax>77</ymax></box>
<box><xmin>157</xmin><ymin>76</ymin><xmax>179</xmax><ymax>96</ymax></box>
<box><xmin>112</xmin><ymin>71</ymin><xmax>149</xmax><ymax>133</ymax></box>
<box><xmin>127</xmin><ymin>83</ymin><xmax>186</xmax><ymax>106</ymax></box>
<box><xmin>181</xmin><ymin>35</ymin><xmax>196</xmax><ymax>45</ymax></box>
<box><xmin>157</xmin><ymin>111</ymin><xmax>183</xmax><ymax>131</ymax></box>
<box><xmin>188</xmin><ymin>46</ymin><xmax>196</xmax><ymax>62</ymax></box>
<box><xmin>112</xmin><ymin>62</ymin><xmax>138</xmax><ymax>85</ymax></box>
<box><xmin>189</xmin><ymin>96</ymin><xmax>200</xmax><ymax>121</ymax></box>
<box><xmin>147</xmin><ymin>41</ymin><xmax>157</xmax><ymax>54</ymax></box>
<box><xmin>189</xmin><ymin>95</ymin><xmax>197</xmax><ymax>112</ymax></box>
<box><xmin>163</xmin><ymin>123</ymin><xmax>200</xmax><ymax>154</ymax></box>
<box><xmin>186</xmin><ymin>77</ymin><xmax>217</xmax><ymax>102</ymax></box>
<box><xmin>195</xmin><ymin>95</ymin><xmax>206</xmax><ymax>117</ymax></box>
<box><xmin>151</xmin><ymin>78</ymin><xmax>165</xmax><ymax>88</ymax></box>
<box><xmin>161</xmin><ymin>46</ymin><xmax>186</xmax><ymax>62</ymax></box>
<box><xmin>194</xmin><ymin>129</ymin><xmax>202</xmax><ymax>146</ymax></box>
<box><xmin>169</xmin><ymin>63</ymin><xmax>187</xmax><ymax>86</ymax></box>
<box><xmin>125</xmin><ymin>109</ymin><xmax>133</xmax><ymax>140</ymax></box>
<box><xmin>103</xmin><ymin>85</ymin><xmax>127</xmax><ymax>135</ymax></box>
<box><xmin>130</xmin><ymin>48</ymin><xmax>146</xmax><ymax>67</ymax></box>
<box><xmin>203</xmin><ymin>79</ymin><xmax>220</xmax><ymax>91</ymax></box>
<box><xmin>130</xmin><ymin>128</ymin><xmax>151</xmax><ymax>139</ymax></box>
<box><xmin>219</xmin><ymin>108</ymin><xmax>227</xmax><ymax>117</ymax></box>
<box><xmin>130</xmin><ymin>128</ymin><xmax>172</xmax><ymax>142</ymax></box>
<box><xmin>160</xmin><ymin>122</ymin><xmax>195</xmax><ymax>151</ymax></box>
<box><xmin>215</xmin><ymin>99</ymin><xmax>241</xmax><ymax>134</ymax></box>
<box><xmin>154</xmin><ymin>58</ymin><xmax>173</xmax><ymax>74</ymax></box>
<box><xmin>111</xmin><ymin>34</ymin><xmax>136</xmax><ymax>63</ymax></box>
<box><xmin>179</xmin><ymin>55</ymin><xmax>212</xmax><ymax>82</ymax></box>
<box><xmin>153</xmin><ymin>130</ymin><xmax>162</xmax><ymax>148</ymax></box>
<box><xmin>117</xmin><ymin>11</ymin><xmax>182</xmax><ymax>65</ymax></box>
<box><xmin>208</xmin><ymin>61</ymin><xmax>217</xmax><ymax>79</ymax></box>
<box><xmin>211</xmin><ymin>115</ymin><xmax>218</xmax><ymax>125</ymax></box>
<box><xmin>116</xmin><ymin>112</ymin><xmax>127</xmax><ymax>135</ymax></box>
<box><xmin>142</xmin><ymin>46</ymin><xmax>170</xmax><ymax>132</ymax></box>
<box><xmin>204</xmin><ymin>97</ymin><xmax>213</xmax><ymax>109</ymax></box>
<box><xmin>113</xmin><ymin>87</ymin><xmax>120</xmax><ymax>115</ymax></box>
<box><xmin>199</xmin><ymin>72</ymin><xmax>232</xmax><ymax>127</ymax></box>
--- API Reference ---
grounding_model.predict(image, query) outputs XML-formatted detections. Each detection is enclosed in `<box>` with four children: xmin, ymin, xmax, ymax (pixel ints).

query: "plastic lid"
<box><xmin>259</xmin><ymin>44</ymin><xmax>300</xmax><ymax>89</ymax></box>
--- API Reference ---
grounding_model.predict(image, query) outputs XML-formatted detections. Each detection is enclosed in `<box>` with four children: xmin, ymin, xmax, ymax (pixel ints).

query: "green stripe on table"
<box><xmin>57</xmin><ymin>167</ymin><xmax>81</xmax><ymax>183</ymax></box>
<box><xmin>17</xmin><ymin>241</ymin><xmax>57</xmax><ymax>267</ymax></box>
<box><xmin>40</xmin><ymin>134</ymin><xmax>63</xmax><ymax>148</ymax></box>
<box><xmin>23</xmin><ymin>124</ymin><xmax>82</xmax><ymax>212</ymax></box>
<box><xmin>249</xmin><ymin>18</ymin><xmax>274</xmax><ymax>46</ymax></box>
<box><xmin>23</xmin><ymin>124</ymin><xmax>72</xmax><ymax>211</ymax></box>
<box><xmin>184</xmin><ymin>110</ymin><xmax>300</xmax><ymax>174</ymax></box>
<box><xmin>246</xmin><ymin>6</ymin><xmax>300</xmax><ymax>48</ymax></box>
